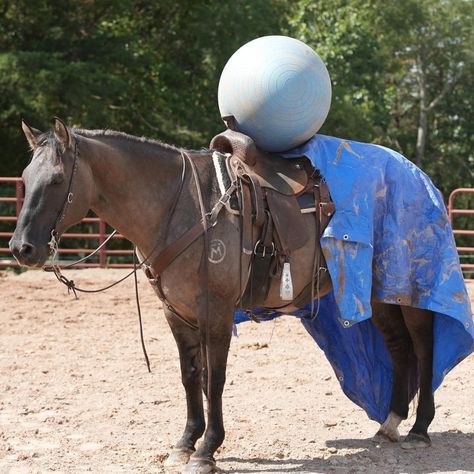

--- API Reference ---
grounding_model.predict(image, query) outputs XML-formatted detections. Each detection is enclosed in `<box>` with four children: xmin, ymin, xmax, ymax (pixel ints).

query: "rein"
<box><xmin>44</xmin><ymin>144</ymin><xmax>188</xmax><ymax>291</ymax></box>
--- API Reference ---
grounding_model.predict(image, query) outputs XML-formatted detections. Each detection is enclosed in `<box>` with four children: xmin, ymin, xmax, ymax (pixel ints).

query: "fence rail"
<box><xmin>1</xmin><ymin>178</ymin><xmax>473</xmax><ymax>276</ymax></box>
<box><xmin>448</xmin><ymin>188</ymin><xmax>474</xmax><ymax>276</ymax></box>
<box><xmin>0</xmin><ymin>177</ymin><xmax>133</xmax><ymax>268</ymax></box>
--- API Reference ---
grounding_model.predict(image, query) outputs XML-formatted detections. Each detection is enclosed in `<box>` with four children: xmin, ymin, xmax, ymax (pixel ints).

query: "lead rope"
<box><xmin>47</xmin><ymin>234</ymin><xmax>151</xmax><ymax>370</ymax></box>
<box><xmin>133</xmin><ymin>248</ymin><xmax>151</xmax><ymax>372</ymax></box>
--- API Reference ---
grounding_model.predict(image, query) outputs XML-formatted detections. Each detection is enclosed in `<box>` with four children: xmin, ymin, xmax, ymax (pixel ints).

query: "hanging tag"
<box><xmin>280</xmin><ymin>261</ymin><xmax>293</xmax><ymax>300</ymax></box>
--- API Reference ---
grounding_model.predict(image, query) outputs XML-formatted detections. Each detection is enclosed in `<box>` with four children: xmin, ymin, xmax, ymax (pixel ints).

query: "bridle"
<box><xmin>48</xmin><ymin>140</ymin><xmax>83</xmax><ymax>251</ymax></box>
<box><xmin>42</xmin><ymin>137</ymin><xmax>154</xmax><ymax>370</ymax></box>
<box><xmin>45</xmin><ymin>138</ymin><xmax>122</xmax><ymax>290</ymax></box>
<box><xmin>46</xmin><ymin>138</ymin><xmax>121</xmax><ymax>269</ymax></box>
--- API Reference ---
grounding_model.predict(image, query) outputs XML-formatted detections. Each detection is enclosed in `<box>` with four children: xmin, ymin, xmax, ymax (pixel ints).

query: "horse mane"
<box><xmin>33</xmin><ymin>128</ymin><xmax>210</xmax><ymax>160</ymax></box>
<box><xmin>73</xmin><ymin>128</ymin><xmax>183</xmax><ymax>153</ymax></box>
<box><xmin>74</xmin><ymin>128</ymin><xmax>212</xmax><ymax>157</ymax></box>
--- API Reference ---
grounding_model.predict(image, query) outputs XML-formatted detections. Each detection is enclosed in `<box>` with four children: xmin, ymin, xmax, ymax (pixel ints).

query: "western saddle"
<box><xmin>209</xmin><ymin>129</ymin><xmax>335</xmax><ymax>311</ymax></box>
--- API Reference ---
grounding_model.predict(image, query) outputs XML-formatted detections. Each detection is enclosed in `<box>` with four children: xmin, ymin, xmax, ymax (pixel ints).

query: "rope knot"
<box><xmin>58</xmin><ymin>274</ymin><xmax>78</xmax><ymax>298</ymax></box>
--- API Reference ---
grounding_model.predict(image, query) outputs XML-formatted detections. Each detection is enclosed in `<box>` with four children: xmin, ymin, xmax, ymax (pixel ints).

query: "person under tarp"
<box><xmin>235</xmin><ymin>133</ymin><xmax>473</xmax><ymax>423</ymax></box>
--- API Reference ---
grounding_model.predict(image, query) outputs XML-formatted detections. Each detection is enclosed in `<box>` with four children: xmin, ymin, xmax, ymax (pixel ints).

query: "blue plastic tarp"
<box><xmin>234</xmin><ymin>134</ymin><xmax>474</xmax><ymax>423</ymax></box>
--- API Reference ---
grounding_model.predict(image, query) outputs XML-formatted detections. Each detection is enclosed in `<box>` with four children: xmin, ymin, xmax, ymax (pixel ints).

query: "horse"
<box><xmin>10</xmin><ymin>118</ymin><xmax>435</xmax><ymax>473</ymax></box>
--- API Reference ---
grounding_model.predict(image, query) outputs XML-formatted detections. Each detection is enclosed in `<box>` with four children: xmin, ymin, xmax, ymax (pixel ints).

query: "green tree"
<box><xmin>374</xmin><ymin>0</ymin><xmax>473</xmax><ymax>184</ymax></box>
<box><xmin>0</xmin><ymin>0</ymin><xmax>142</xmax><ymax>174</ymax></box>
<box><xmin>286</xmin><ymin>0</ymin><xmax>473</xmax><ymax>194</ymax></box>
<box><xmin>0</xmin><ymin>0</ymin><xmax>289</xmax><ymax>175</ymax></box>
<box><xmin>286</xmin><ymin>0</ymin><xmax>389</xmax><ymax>143</ymax></box>
<box><xmin>1</xmin><ymin>0</ymin><xmax>472</xmax><ymax>197</ymax></box>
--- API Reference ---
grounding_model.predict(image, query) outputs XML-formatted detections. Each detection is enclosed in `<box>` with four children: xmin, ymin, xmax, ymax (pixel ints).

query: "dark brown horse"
<box><xmin>10</xmin><ymin>119</ymin><xmax>434</xmax><ymax>473</ymax></box>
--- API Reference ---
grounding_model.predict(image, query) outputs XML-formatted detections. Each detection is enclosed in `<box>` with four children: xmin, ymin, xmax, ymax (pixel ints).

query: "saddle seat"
<box><xmin>209</xmin><ymin>129</ymin><xmax>309</xmax><ymax>196</ymax></box>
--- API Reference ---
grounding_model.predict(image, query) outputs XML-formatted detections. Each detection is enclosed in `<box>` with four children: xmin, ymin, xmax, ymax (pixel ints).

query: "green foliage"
<box><xmin>285</xmin><ymin>0</ymin><xmax>473</xmax><ymax>193</ymax></box>
<box><xmin>0</xmin><ymin>0</ymin><xmax>288</xmax><ymax>174</ymax></box>
<box><xmin>286</xmin><ymin>0</ymin><xmax>389</xmax><ymax>142</ymax></box>
<box><xmin>0</xmin><ymin>0</ymin><xmax>472</xmax><ymax>199</ymax></box>
<box><xmin>371</xmin><ymin>0</ymin><xmax>474</xmax><ymax>191</ymax></box>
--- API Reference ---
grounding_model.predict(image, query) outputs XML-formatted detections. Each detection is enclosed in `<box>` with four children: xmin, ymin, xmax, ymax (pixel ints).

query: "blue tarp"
<box><xmin>234</xmin><ymin>134</ymin><xmax>474</xmax><ymax>423</ymax></box>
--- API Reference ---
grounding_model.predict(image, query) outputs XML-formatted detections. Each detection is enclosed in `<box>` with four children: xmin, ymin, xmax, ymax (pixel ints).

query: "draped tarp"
<box><xmin>234</xmin><ymin>134</ymin><xmax>473</xmax><ymax>423</ymax></box>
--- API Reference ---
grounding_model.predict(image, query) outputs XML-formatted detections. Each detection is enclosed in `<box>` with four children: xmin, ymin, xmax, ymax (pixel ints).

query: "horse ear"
<box><xmin>54</xmin><ymin>117</ymin><xmax>71</xmax><ymax>149</ymax></box>
<box><xmin>21</xmin><ymin>120</ymin><xmax>42</xmax><ymax>150</ymax></box>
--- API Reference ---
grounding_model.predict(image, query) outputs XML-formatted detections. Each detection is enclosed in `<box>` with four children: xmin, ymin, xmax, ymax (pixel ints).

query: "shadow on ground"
<box><xmin>219</xmin><ymin>431</ymin><xmax>474</xmax><ymax>473</ymax></box>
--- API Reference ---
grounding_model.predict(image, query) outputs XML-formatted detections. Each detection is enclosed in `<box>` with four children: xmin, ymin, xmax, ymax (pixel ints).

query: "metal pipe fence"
<box><xmin>448</xmin><ymin>188</ymin><xmax>474</xmax><ymax>278</ymax></box>
<box><xmin>0</xmin><ymin>177</ymin><xmax>133</xmax><ymax>268</ymax></box>
<box><xmin>1</xmin><ymin>177</ymin><xmax>473</xmax><ymax>277</ymax></box>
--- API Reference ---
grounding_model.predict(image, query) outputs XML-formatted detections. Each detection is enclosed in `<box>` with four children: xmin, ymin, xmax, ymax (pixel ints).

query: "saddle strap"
<box><xmin>240</xmin><ymin>210</ymin><xmax>275</xmax><ymax>308</ymax></box>
<box><xmin>240</xmin><ymin>178</ymin><xmax>254</xmax><ymax>256</ymax></box>
<box><xmin>319</xmin><ymin>179</ymin><xmax>335</xmax><ymax>227</ymax></box>
<box><xmin>291</xmin><ymin>178</ymin><xmax>334</xmax><ymax>309</ymax></box>
<box><xmin>239</xmin><ymin>171</ymin><xmax>265</xmax><ymax>228</ymax></box>
<box><xmin>152</xmin><ymin>220</ymin><xmax>212</xmax><ymax>277</ymax></box>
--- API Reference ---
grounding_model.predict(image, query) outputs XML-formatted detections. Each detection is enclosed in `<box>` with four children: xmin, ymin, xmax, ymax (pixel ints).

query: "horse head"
<box><xmin>9</xmin><ymin>118</ymin><xmax>93</xmax><ymax>267</ymax></box>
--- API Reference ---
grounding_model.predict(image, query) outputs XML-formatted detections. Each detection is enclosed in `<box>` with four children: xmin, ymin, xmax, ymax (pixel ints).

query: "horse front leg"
<box><xmin>184</xmin><ymin>308</ymin><xmax>233</xmax><ymax>474</ymax></box>
<box><xmin>163</xmin><ymin>308</ymin><xmax>206</xmax><ymax>472</ymax></box>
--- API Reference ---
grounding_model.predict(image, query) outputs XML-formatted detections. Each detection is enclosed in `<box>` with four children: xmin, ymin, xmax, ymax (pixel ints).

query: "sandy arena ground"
<box><xmin>0</xmin><ymin>268</ymin><xmax>473</xmax><ymax>474</ymax></box>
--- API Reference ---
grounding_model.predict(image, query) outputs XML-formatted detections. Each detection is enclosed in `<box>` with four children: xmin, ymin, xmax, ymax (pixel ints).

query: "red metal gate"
<box><xmin>1</xmin><ymin>178</ymin><xmax>473</xmax><ymax>274</ymax></box>
<box><xmin>0</xmin><ymin>177</ymin><xmax>133</xmax><ymax>268</ymax></box>
<box><xmin>448</xmin><ymin>188</ymin><xmax>474</xmax><ymax>278</ymax></box>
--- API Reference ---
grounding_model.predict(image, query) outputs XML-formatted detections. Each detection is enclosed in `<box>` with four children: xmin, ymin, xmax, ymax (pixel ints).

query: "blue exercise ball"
<box><xmin>218</xmin><ymin>35</ymin><xmax>332</xmax><ymax>152</ymax></box>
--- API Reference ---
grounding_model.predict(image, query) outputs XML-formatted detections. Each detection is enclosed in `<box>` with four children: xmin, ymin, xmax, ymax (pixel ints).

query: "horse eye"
<box><xmin>50</xmin><ymin>174</ymin><xmax>64</xmax><ymax>185</ymax></box>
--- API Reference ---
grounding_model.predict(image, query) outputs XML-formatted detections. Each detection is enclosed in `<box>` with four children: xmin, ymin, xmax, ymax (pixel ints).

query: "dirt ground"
<box><xmin>0</xmin><ymin>268</ymin><xmax>473</xmax><ymax>474</ymax></box>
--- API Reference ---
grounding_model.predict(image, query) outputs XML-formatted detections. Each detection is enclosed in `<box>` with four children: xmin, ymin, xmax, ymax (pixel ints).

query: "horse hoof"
<box><xmin>375</xmin><ymin>412</ymin><xmax>401</xmax><ymax>442</ymax></box>
<box><xmin>375</xmin><ymin>426</ymin><xmax>400</xmax><ymax>442</ymax></box>
<box><xmin>400</xmin><ymin>432</ymin><xmax>431</xmax><ymax>449</ymax></box>
<box><xmin>164</xmin><ymin>448</ymin><xmax>195</xmax><ymax>472</ymax></box>
<box><xmin>183</xmin><ymin>457</ymin><xmax>218</xmax><ymax>474</ymax></box>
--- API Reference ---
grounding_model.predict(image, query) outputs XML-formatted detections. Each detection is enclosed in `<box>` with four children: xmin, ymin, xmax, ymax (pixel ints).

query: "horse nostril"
<box><xmin>19</xmin><ymin>243</ymin><xmax>36</xmax><ymax>258</ymax></box>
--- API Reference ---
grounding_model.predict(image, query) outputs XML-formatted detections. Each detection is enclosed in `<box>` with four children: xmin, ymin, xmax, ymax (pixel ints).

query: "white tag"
<box><xmin>280</xmin><ymin>262</ymin><xmax>293</xmax><ymax>301</ymax></box>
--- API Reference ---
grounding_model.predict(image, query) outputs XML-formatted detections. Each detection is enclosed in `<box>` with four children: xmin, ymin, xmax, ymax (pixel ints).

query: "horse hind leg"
<box><xmin>377</xmin><ymin>411</ymin><xmax>404</xmax><ymax>442</ymax></box>
<box><xmin>400</xmin><ymin>305</ymin><xmax>434</xmax><ymax>449</ymax></box>
<box><xmin>371</xmin><ymin>302</ymin><xmax>417</xmax><ymax>442</ymax></box>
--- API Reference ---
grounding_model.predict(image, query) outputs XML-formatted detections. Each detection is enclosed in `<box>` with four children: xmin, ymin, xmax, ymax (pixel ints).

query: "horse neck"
<box><xmin>78</xmin><ymin>133</ymin><xmax>184</xmax><ymax>253</ymax></box>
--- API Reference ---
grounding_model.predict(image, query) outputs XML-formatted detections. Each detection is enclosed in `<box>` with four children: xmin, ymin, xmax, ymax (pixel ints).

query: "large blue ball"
<box><xmin>218</xmin><ymin>36</ymin><xmax>332</xmax><ymax>152</ymax></box>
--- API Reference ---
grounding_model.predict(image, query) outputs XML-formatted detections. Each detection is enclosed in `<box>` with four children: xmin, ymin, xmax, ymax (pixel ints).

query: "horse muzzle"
<box><xmin>9</xmin><ymin>236</ymin><xmax>48</xmax><ymax>267</ymax></box>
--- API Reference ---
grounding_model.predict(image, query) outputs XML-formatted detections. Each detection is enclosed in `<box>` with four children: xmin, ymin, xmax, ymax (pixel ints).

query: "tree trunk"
<box><xmin>414</xmin><ymin>53</ymin><xmax>463</xmax><ymax>168</ymax></box>
<box><xmin>415</xmin><ymin>56</ymin><xmax>427</xmax><ymax>167</ymax></box>
<box><xmin>416</xmin><ymin>107</ymin><xmax>428</xmax><ymax>167</ymax></box>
